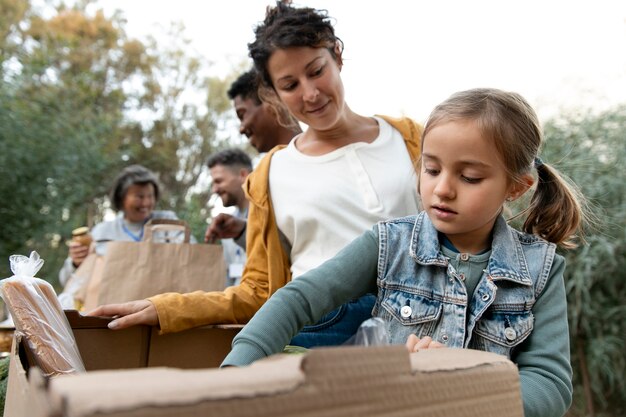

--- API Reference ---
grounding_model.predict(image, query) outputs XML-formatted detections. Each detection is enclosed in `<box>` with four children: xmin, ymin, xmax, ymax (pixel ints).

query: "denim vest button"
<box><xmin>460</xmin><ymin>253</ymin><xmax>469</xmax><ymax>261</ymax></box>
<box><xmin>459</xmin><ymin>273</ymin><xmax>465</xmax><ymax>281</ymax></box>
<box><xmin>441</xmin><ymin>334</ymin><xmax>449</xmax><ymax>342</ymax></box>
<box><xmin>481</xmin><ymin>293</ymin><xmax>490</xmax><ymax>301</ymax></box>
<box><xmin>504</xmin><ymin>327</ymin><xmax>517</xmax><ymax>341</ymax></box>
<box><xmin>400</xmin><ymin>305</ymin><xmax>412</xmax><ymax>318</ymax></box>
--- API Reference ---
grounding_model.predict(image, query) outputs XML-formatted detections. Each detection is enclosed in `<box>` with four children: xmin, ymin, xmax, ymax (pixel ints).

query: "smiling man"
<box><xmin>203</xmin><ymin>69</ymin><xmax>302</xmax><ymax>276</ymax></box>
<box><xmin>206</xmin><ymin>149</ymin><xmax>253</xmax><ymax>286</ymax></box>
<box><xmin>228</xmin><ymin>69</ymin><xmax>300</xmax><ymax>153</ymax></box>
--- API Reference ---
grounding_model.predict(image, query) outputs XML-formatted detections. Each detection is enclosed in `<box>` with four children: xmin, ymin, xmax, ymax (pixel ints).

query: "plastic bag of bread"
<box><xmin>0</xmin><ymin>251</ymin><xmax>85</xmax><ymax>377</ymax></box>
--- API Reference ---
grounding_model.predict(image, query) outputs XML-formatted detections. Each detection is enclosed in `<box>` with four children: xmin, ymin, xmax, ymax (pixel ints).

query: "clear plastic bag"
<box><xmin>343</xmin><ymin>317</ymin><xmax>390</xmax><ymax>347</ymax></box>
<box><xmin>0</xmin><ymin>251</ymin><xmax>85</xmax><ymax>377</ymax></box>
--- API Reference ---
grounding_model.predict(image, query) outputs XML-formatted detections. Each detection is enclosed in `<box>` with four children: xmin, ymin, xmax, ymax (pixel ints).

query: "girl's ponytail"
<box><xmin>522</xmin><ymin>159</ymin><xmax>586</xmax><ymax>249</ymax></box>
<box><xmin>423</xmin><ymin>88</ymin><xmax>591</xmax><ymax>250</ymax></box>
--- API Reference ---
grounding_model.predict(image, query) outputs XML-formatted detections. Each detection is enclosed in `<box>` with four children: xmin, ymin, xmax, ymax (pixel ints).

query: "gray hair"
<box><xmin>110</xmin><ymin>165</ymin><xmax>160</xmax><ymax>211</ymax></box>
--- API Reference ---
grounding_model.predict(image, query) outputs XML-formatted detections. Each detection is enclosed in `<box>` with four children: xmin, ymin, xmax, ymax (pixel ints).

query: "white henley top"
<box><xmin>269</xmin><ymin>116</ymin><xmax>419</xmax><ymax>279</ymax></box>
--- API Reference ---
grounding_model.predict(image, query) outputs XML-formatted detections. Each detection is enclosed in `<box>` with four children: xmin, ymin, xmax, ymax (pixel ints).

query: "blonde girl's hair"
<box><xmin>422</xmin><ymin>88</ymin><xmax>587</xmax><ymax>248</ymax></box>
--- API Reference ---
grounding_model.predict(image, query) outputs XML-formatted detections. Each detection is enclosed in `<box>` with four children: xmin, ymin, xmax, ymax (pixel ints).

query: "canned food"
<box><xmin>71</xmin><ymin>227</ymin><xmax>93</xmax><ymax>247</ymax></box>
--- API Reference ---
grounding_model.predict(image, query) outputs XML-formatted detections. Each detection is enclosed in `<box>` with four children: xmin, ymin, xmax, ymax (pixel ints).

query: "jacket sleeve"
<box><xmin>58</xmin><ymin>257</ymin><xmax>75</xmax><ymax>287</ymax></box>
<box><xmin>513</xmin><ymin>254</ymin><xmax>573</xmax><ymax>417</ymax></box>
<box><xmin>149</xmin><ymin>153</ymin><xmax>287</xmax><ymax>334</ymax></box>
<box><xmin>149</xmin><ymin>194</ymin><xmax>274</xmax><ymax>333</ymax></box>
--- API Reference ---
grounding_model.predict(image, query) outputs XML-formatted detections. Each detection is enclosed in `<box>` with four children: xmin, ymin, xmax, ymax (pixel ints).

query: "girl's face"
<box><xmin>419</xmin><ymin>119</ymin><xmax>527</xmax><ymax>254</ymax></box>
<box><xmin>122</xmin><ymin>183</ymin><xmax>156</xmax><ymax>223</ymax></box>
<box><xmin>267</xmin><ymin>46</ymin><xmax>344</xmax><ymax>131</ymax></box>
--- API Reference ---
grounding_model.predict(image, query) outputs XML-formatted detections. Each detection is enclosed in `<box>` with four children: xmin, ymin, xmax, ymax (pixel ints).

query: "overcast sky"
<box><xmin>93</xmin><ymin>1</ymin><xmax>626</xmax><ymax>218</ymax></box>
<box><xmin>100</xmin><ymin>0</ymin><xmax>626</xmax><ymax>123</ymax></box>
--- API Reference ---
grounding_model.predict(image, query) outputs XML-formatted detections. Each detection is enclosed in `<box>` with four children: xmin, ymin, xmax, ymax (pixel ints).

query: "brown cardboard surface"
<box><xmin>4</xmin><ymin>311</ymin><xmax>243</xmax><ymax>417</ymax></box>
<box><xmin>6</xmin><ymin>312</ymin><xmax>522</xmax><ymax>417</ymax></box>
<box><xmin>41</xmin><ymin>346</ymin><xmax>523</xmax><ymax>417</ymax></box>
<box><xmin>5</xmin><ymin>335</ymin><xmax>61</xmax><ymax>417</ymax></box>
<box><xmin>47</xmin><ymin>355</ymin><xmax>305</xmax><ymax>416</ymax></box>
<box><xmin>148</xmin><ymin>324</ymin><xmax>242</xmax><ymax>369</ymax></box>
<box><xmin>64</xmin><ymin>310</ymin><xmax>241</xmax><ymax>370</ymax></box>
<box><xmin>5</xmin><ymin>336</ymin><xmax>29</xmax><ymax>417</ymax></box>
<box><xmin>67</xmin><ymin>311</ymin><xmax>151</xmax><ymax>370</ymax></box>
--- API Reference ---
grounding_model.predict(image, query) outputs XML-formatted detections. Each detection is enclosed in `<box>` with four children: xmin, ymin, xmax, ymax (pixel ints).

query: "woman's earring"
<box><xmin>506</xmin><ymin>196</ymin><xmax>513</xmax><ymax>202</ymax></box>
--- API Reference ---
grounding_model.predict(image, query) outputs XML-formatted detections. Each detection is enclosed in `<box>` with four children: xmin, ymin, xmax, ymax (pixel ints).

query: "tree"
<box><xmin>0</xmin><ymin>0</ymin><xmax>239</xmax><ymax>285</ymax></box>
<box><xmin>0</xmin><ymin>0</ymin><xmax>128</xmax><ymax>282</ymax></box>
<box><xmin>537</xmin><ymin>106</ymin><xmax>626</xmax><ymax>417</ymax></box>
<box><xmin>114</xmin><ymin>22</ymin><xmax>236</xmax><ymax>232</ymax></box>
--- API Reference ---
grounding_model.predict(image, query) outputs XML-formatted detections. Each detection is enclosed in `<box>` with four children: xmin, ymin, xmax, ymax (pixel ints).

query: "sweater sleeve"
<box><xmin>513</xmin><ymin>255</ymin><xmax>573</xmax><ymax>417</ymax></box>
<box><xmin>58</xmin><ymin>257</ymin><xmax>76</xmax><ymax>287</ymax></box>
<box><xmin>221</xmin><ymin>227</ymin><xmax>380</xmax><ymax>367</ymax></box>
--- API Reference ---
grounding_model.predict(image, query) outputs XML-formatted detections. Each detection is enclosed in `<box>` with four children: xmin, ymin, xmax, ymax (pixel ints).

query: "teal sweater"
<box><xmin>222</xmin><ymin>227</ymin><xmax>572</xmax><ymax>417</ymax></box>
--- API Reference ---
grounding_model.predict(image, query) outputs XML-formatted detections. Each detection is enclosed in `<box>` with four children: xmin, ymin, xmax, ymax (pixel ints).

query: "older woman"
<box><xmin>59</xmin><ymin>165</ymin><xmax>180</xmax><ymax>286</ymax></box>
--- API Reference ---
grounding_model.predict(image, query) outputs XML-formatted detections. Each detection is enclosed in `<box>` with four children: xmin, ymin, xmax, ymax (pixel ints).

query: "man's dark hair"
<box><xmin>206</xmin><ymin>148</ymin><xmax>253</xmax><ymax>172</ymax></box>
<box><xmin>227</xmin><ymin>69</ymin><xmax>261</xmax><ymax>104</ymax></box>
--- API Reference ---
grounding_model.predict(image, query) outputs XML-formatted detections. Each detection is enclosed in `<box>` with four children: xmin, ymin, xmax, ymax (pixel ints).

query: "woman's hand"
<box><xmin>405</xmin><ymin>334</ymin><xmax>445</xmax><ymax>353</ymax></box>
<box><xmin>68</xmin><ymin>241</ymin><xmax>90</xmax><ymax>267</ymax></box>
<box><xmin>87</xmin><ymin>300</ymin><xmax>159</xmax><ymax>329</ymax></box>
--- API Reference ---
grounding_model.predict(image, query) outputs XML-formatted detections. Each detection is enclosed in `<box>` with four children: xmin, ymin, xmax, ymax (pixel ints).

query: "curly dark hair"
<box><xmin>248</xmin><ymin>1</ymin><xmax>341</xmax><ymax>90</ymax></box>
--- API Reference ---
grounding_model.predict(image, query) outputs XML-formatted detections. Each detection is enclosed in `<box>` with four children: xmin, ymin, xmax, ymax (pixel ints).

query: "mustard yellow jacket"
<box><xmin>149</xmin><ymin>115</ymin><xmax>423</xmax><ymax>333</ymax></box>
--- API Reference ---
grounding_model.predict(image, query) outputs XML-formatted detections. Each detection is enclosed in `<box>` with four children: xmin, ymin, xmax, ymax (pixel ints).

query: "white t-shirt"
<box><xmin>269</xmin><ymin>116</ymin><xmax>419</xmax><ymax>279</ymax></box>
<box><xmin>221</xmin><ymin>207</ymin><xmax>248</xmax><ymax>287</ymax></box>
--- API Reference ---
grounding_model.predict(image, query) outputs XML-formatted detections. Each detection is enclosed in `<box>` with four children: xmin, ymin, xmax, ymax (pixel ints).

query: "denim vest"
<box><xmin>372</xmin><ymin>212</ymin><xmax>556</xmax><ymax>358</ymax></box>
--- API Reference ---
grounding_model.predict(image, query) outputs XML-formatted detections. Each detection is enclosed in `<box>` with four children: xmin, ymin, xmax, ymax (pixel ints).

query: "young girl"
<box><xmin>222</xmin><ymin>88</ymin><xmax>585</xmax><ymax>417</ymax></box>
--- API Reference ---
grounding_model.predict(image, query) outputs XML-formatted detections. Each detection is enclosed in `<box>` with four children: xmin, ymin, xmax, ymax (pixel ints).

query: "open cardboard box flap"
<box><xmin>37</xmin><ymin>345</ymin><xmax>522</xmax><ymax>417</ymax></box>
<box><xmin>4</xmin><ymin>310</ymin><xmax>242</xmax><ymax>417</ymax></box>
<box><xmin>6</xmin><ymin>311</ymin><xmax>523</xmax><ymax>417</ymax></box>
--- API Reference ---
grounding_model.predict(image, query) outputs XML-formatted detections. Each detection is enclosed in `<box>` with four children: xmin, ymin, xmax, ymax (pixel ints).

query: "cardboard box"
<box><xmin>4</xmin><ymin>310</ymin><xmax>242</xmax><ymax>416</ymax></box>
<box><xmin>63</xmin><ymin>311</ymin><xmax>241</xmax><ymax>370</ymax></box>
<box><xmin>7</xmin><ymin>322</ymin><xmax>524</xmax><ymax>417</ymax></box>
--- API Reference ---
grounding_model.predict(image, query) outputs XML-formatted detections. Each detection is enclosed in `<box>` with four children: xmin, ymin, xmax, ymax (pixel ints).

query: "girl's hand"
<box><xmin>405</xmin><ymin>334</ymin><xmax>445</xmax><ymax>352</ymax></box>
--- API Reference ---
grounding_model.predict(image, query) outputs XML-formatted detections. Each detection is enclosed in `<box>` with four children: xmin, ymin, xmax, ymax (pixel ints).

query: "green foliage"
<box><xmin>0</xmin><ymin>356</ymin><xmax>9</xmax><ymax>416</ymax></box>
<box><xmin>0</xmin><ymin>0</ymin><xmax>239</xmax><ymax>286</ymax></box>
<box><xmin>0</xmin><ymin>77</ymin><xmax>117</xmax><ymax>285</ymax></box>
<box><xmin>539</xmin><ymin>107</ymin><xmax>626</xmax><ymax>416</ymax></box>
<box><xmin>118</xmin><ymin>22</ymin><xmax>233</xmax><ymax>217</ymax></box>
